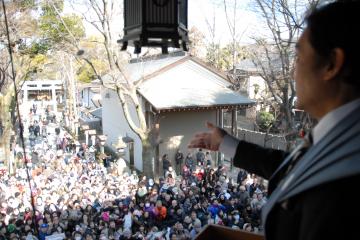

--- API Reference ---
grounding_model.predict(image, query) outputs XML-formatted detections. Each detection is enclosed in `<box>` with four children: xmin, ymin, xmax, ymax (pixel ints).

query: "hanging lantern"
<box><xmin>118</xmin><ymin>0</ymin><xmax>189</xmax><ymax>54</ymax></box>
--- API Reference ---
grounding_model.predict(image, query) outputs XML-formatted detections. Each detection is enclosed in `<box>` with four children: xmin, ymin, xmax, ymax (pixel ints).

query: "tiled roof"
<box><xmin>137</xmin><ymin>59</ymin><xmax>255</xmax><ymax>110</ymax></box>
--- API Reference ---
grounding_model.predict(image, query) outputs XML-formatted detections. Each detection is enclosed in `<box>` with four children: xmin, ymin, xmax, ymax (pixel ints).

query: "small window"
<box><xmin>238</xmin><ymin>108</ymin><xmax>246</xmax><ymax>116</ymax></box>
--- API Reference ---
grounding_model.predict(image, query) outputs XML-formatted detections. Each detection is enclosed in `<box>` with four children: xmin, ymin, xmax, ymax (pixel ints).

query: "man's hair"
<box><xmin>306</xmin><ymin>1</ymin><xmax>360</xmax><ymax>88</ymax></box>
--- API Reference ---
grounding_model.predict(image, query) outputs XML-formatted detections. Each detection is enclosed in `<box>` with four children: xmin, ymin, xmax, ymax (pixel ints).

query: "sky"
<box><xmin>188</xmin><ymin>0</ymin><xmax>261</xmax><ymax>45</ymax></box>
<box><xmin>65</xmin><ymin>0</ymin><xmax>263</xmax><ymax>47</ymax></box>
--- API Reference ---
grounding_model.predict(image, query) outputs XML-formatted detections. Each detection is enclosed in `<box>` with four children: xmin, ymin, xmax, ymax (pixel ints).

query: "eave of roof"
<box><xmin>137</xmin><ymin>60</ymin><xmax>255</xmax><ymax>110</ymax></box>
<box><xmin>102</xmin><ymin>52</ymin><xmax>254</xmax><ymax>110</ymax></box>
<box><xmin>154</xmin><ymin>103</ymin><xmax>255</xmax><ymax>113</ymax></box>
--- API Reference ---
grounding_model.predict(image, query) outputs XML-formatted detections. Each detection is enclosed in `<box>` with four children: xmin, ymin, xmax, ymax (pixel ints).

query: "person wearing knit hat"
<box><xmin>190</xmin><ymin>219</ymin><xmax>202</xmax><ymax>239</ymax></box>
<box><xmin>102</xmin><ymin>211</ymin><xmax>110</xmax><ymax>222</ymax></box>
<box><xmin>7</xmin><ymin>224</ymin><xmax>16</xmax><ymax>233</ymax></box>
<box><xmin>39</xmin><ymin>223</ymin><xmax>49</xmax><ymax>240</ymax></box>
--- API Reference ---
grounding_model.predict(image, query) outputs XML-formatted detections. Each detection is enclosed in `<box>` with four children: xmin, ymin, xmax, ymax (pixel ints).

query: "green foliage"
<box><xmin>206</xmin><ymin>43</ymin><xmax>248</xmax><ymax>71</ymax></box>
<box><xmin>18</xmin><ymin>0</ymin><xmax>36</xmax><ymax>10</ymax></box>
<box><xmin>38</xmin><ymin>1</ymin><xmax>84</xmax><ymax>47</ymax></box>
<box><xmin>5</xmin><ymin>0</ymin><xmax>85</xmax><ymax>83</ymax></box>
<box><xmin>41</xmin><ymin>0</ymin><xmax>64</xmax><ymax>16</ymax></box>
<box><xmin>30</xmin><ymin>41</ymin><xmax>50</xmax><ymax>55</ymax></box>
<box><xmin>76</xmin><ymin>59</ymin><xmax>108</xmax><ymax>83</ymax></box>
<box><xmin>18</xmin><ymin>41</ymin><xmax>50</xmax><ymax>56</ymax></box>
<box><xmin>253</xmin><ymin>83</ymin><xmax>260</xmax><ymax>95</ymax></box>
<box><xmin>18</xmin><ymin>54</ymin><xmax>54</xmax><ymax>80</ymax></box>
<box><xmin>39</xmin><ymin>13</ymin><xmax>85</xmax><ymax>45</ymax></box>
<box><xmin>77</xmin><ymin>65</ymin><xmax>94</xmax><ymax>83</ymax></box>
<box><xmin>63</xmin><ymin>14</ymin><xmax>85</xmax><ymax>40</ymax></box>
<box><xmin>257</xmin><ymin>111</ymin><xmax>275</xmax><ymax>131</ymax></box>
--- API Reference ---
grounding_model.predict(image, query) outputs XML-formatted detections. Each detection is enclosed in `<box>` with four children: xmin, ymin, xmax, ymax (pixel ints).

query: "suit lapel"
<box><xmin>262</xmin><ymin>104</ymin><xmax>360</xmax><ymax>224</ymax></box>
<box><xmin>270</xmin><ymin>143</ymin><xmax>305</xmax><ymax>179</ymax></box>
<box><xmin>280</xmin><ymin>123</ymin><xmax>360</xmax><ymax>201</ymax></box>
<box><xmin>267</xmin><ymin>143</ymin><xmax>306</xmax><ymax>193</ymax></box>
<box><xmin>281</xmin><ymin>105</ymin><xmax>360</xmax><ymax>195</ymax></box>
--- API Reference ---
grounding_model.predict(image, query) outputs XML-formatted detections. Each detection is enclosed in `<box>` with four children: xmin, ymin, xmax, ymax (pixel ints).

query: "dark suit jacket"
<box><xmin>233</xmin><ymin>104</ymin><xmax>360</xmax><ymax>240</ymax></box>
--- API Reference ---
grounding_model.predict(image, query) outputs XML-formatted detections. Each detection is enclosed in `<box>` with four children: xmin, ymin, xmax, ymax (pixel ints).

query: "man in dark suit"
<box><xmin>189</xmin><ymin>1</ymin><xmax>360</xmax><ymax>239</ymax></box>
<box><xmin>175</xmin><ymin>149</ymin><xmax>184</xmax><ymax>173</ymax></box>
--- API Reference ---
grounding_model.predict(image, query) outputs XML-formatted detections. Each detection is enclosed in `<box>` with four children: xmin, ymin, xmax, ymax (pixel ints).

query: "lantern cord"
<box><xmin>1</xmin><ymin>0</ymin><xmax>38</xmax><ymax>236</ymax></box>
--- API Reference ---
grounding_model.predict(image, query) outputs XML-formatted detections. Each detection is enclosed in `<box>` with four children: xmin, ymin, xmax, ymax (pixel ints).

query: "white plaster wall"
<box><xmin>158</xmin><ymin>110</ymin><xmax>217</xmax><ymax>167</ymax></box>
<box><xmin>102</xmin><ymin>89</ymin><xmax>226</xmax><ymax>172</ymax></box>
<box><xmin>81</xmin><ymin>88</ymin><xmax>90</xmax><ymax>107</ymax></box>
<box><xmin>81</xmin><ymin>88</ymin><xmax>99</xmax><ymax>108</ymax></box>
<box><xmin>101</xmin><ymin>88</ymin><xmax>143</xmax><ymax>171</ymax></box>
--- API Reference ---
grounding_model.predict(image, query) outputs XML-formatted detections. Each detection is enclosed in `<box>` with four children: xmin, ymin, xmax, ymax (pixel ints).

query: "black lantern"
<box><xmin>118</xmin><ymin>0</ymin><xmax>189</xmax><ymax>54</ymax></box>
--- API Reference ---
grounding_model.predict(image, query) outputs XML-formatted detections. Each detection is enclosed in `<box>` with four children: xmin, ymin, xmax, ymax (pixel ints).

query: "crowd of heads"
<box><xmin>2</xmin><ymin>1</ymin><xmax>359</xmax><ymax>239</ymax></box>
<box><xmin>1</xmin><ymin>142</ymin><xmax>268</xmax><ymax>240</ymax></box>
<box><xmin>1</xmin><ymin>103</ymin><xmax>268</xmax><ymax>239</ymax></box>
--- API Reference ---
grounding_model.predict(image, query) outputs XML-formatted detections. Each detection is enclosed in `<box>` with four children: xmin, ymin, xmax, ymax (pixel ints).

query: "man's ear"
<box><xmin>323</xmin><ymin>48</ymin><xmax>345</xmax><ymax>81</ymax></box>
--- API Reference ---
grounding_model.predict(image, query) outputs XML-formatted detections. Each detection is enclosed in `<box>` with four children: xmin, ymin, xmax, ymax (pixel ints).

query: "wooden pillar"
<box><xmin>230</xmin><ymin>109</ymin><xmax>237</xmax><ymax>170</ymax></box>
<box><xmin>52</xmin><ymin>88</ymin><xmax>57</xmax><ymax>112</ymax></box>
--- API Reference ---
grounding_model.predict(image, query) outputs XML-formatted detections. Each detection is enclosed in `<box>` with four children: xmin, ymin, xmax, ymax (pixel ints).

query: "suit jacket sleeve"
<box><xmin>233</xmin><ymin>140</ymin><xmax>288</xmax><ymax>180</ymax></box>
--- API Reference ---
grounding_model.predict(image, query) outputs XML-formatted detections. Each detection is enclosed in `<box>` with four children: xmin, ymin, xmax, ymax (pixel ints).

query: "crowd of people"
<box><xmin>1</xmin><ymin>109</ymin><xmax>268</xmax><ymax>239</ymax></box>
<box><xmin>2</xmin><ymin>1</ymin><xmax>359</xmax><ymax>239</ymax></box>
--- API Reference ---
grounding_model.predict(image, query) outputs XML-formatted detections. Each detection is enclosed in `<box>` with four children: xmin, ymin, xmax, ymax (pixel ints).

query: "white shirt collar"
<box><xmin>313</xmin><ymin>98</ymin><xmax>360</xmax><ymax>145</ymax></box>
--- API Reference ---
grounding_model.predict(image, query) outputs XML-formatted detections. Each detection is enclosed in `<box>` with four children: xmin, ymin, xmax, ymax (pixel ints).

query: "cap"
<box><xmin>41</xmin><ymin>223</ymin><xmax>49</xmax><ymax>228</ymax></box>
<box><xmin>7</xmin><ymin>224</ymin><xmax>16</xmax><ymax>233</ymax></box>
<box><xmin>194</xmin><ymin>220</ymin><xmax>202</xmax><ymax>228</ymax></box>
<box><xmin>149</xmin><ymin>179</ymin><xmax>154</xmax><ymax>186</ymax></box>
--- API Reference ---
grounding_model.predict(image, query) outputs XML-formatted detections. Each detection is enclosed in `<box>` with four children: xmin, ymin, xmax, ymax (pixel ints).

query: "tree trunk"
<box><xmin>0</xmin><ymin>89</ymin><xmax>15</xmax><ymax>174</ymax></box>
<box><xmin>141</xmin><ymin>138</ymin><xmax>158</xmax><ymax>179</ymax></box>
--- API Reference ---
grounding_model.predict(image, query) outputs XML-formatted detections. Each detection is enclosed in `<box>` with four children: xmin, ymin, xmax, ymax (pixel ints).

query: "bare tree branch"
<box><xmin>248</xmin><ymin>0</ymin><xmax>315</xmax><ymax>133</ymax></box>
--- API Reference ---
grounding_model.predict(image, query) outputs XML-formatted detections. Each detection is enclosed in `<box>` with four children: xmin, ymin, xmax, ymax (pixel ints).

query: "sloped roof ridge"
<box><xmin>129</xmin><ymin>51</ymin><xmax>186</xmax><ymax>64</ymax></box>
<box><xmin>133</xmin><ymin>54</ymin><xmax>233</xmax><ymax>87</ymax></box>
<box><xmin>189</xmin><ymin>56</ymin><xmax>231</xmax><ymax>84</ymax></box>
<box><xmin>133</xmin><ymin>55</ymin><xmax>191</xmax><ymax>85</ymax></box>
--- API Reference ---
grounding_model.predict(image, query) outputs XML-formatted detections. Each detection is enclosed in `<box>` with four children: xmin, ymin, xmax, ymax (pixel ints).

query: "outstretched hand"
<box><xmin>188</xmin><ymin>122</ymin><xmax>227</xmax><ymax>151</ymax></box>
